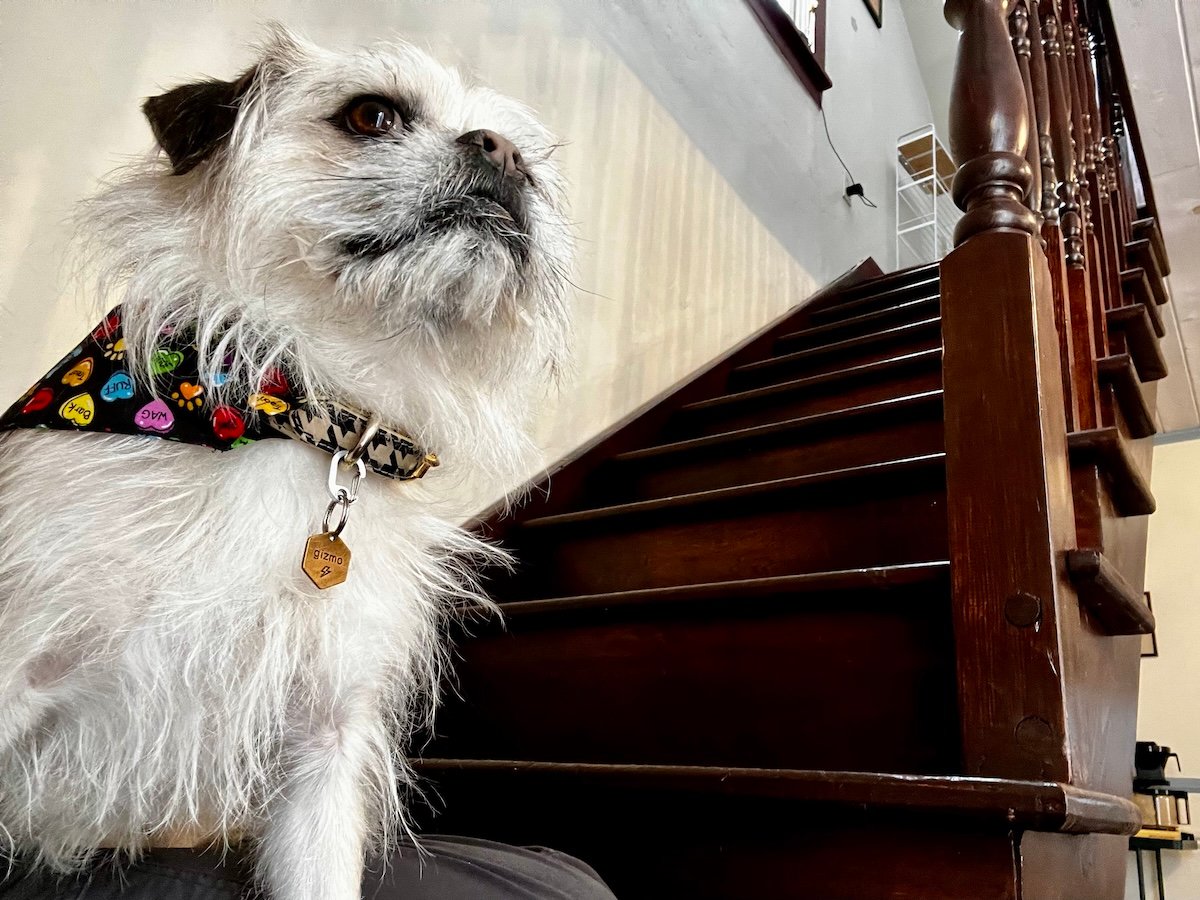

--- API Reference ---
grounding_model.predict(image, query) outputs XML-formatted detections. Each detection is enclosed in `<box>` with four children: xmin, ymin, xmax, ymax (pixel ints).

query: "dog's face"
<box><xmin>140</xmin><ymin>28</ymin><xmax>571</xmax><ymax>367</ymax></box>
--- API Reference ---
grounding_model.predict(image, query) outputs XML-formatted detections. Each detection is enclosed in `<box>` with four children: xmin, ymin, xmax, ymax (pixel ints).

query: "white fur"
<box><xmin>0</xmin><ymin>26</ymin><xmax>572</xmax><ymax>900</ymax></box>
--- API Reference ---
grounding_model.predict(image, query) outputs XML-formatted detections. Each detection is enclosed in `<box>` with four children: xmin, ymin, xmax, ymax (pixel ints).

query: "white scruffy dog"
<box><xmin>0</xmin><ymin>26</ymin><xmax>571</xmax><ymax>900</ymax></box>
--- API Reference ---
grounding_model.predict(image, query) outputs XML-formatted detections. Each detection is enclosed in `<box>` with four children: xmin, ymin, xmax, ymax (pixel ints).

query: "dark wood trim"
<box><xmin>1132</xmin><ymin>218</ymin><xmax>1170</xmax><ymax>277</ymax></box>
<box><xmin>1121</xmin><ymin>269</ymin><xmax>1164</xmax><ymax>336</ymax></box>
<box><xmin>1096</xmin><ymin>354</ymin><xmax>1155</xmax><ymax>439</ymax></box>
<box><xmin>1066</xmin><ymin>548</ymin><xmax>1156</xmax><ymax>635</ymax></box>
<box><xmin>1126</xmin><ymin>239</ymin><xmax>1168</xmax><ymax>305</ymax></box>
<box><xmin>1067</xmin><ymin>427</ymin><xmax>1156</xmax><ymax>516</ymax></box>
<box><xmin>413</xmin><ymin>759</ymin><xmax>1141</xmax><ymax>835</ymax></box>
<box><xmin>1106</xmin><ymin>305</ymin><xmax>1168</xmax><ymax>381</ymax></box>
<box><xmin>467</xmin><ymin>258</ymin><xmax>885</xmax><ymax>541</ymax></box>
<box><xmin>744</xmin><ymin>0</ymin><xmax>833</xmax><ymax>105</ymax></box>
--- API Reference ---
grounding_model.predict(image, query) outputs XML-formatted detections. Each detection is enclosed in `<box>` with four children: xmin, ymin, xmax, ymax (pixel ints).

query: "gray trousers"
<box><xmin>0</xmin><ymin>836</ymin><xmax>617</xmax><ymax>899</ymax></box>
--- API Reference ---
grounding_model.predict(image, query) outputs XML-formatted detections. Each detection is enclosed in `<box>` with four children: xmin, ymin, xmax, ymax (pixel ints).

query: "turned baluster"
<box><xmin>1041</xmin><ymin>0</ymin><xmax>1101</xmax><ymax>428</ymax></box>
<box><xmin>1011</xmin><ymin>0</ymin><xmax>1043</xmax><ymax>227</ymax></box>
<box><xmin>1026</xmin><ymin>0</ymin><xmax>1078</xmax><ymax>429</ymax></box>
<box><xmin>1041</xmin><ymin>2</ymin><xmax>1084</xmax><ymax>267</ymax></box>
<box><xmin>1028</xmin><ymin>2</ymin><xmax>1059</xmax><ymax>227</ymax></box>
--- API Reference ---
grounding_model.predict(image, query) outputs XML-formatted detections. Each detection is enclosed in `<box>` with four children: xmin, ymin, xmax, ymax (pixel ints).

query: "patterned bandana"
<box><xmin>0</xmin><ymin>307</ymin><xmax>439</xmax><ymax>481</ymax></box>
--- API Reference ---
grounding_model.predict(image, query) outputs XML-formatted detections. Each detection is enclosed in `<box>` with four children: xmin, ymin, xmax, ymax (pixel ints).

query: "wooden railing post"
<box><xmin>941</xmin><ymin>0</ymin><xmax>1078</xmax><ymax>782</ymax></box>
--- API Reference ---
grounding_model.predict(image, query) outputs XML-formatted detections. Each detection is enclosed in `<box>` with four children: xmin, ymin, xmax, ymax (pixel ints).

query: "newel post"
<box><xmin>941</xmin><ymin>0</ymin><xmax>1082</xmax><ymax>782</ymax></box>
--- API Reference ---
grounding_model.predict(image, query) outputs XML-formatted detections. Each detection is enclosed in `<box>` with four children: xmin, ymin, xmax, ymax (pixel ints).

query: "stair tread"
<box><xmin>413</xmin><ymin>758</ymin><xmax>1140</xmax><ymax>836</ymax></box>
<box><xmin>618</xmin><ymin>391</ymin><xmax>944</xmax><ymax>463</ymax></box>
<box><xmin>811</xmin><ymin>279</ymin><xmax>942</xmax><ymax>325</ymax></box>
<box><xmin>1066</xmin><ymin>548</ymin><xmax>1156</xmax><ymax>635</ymax></box>
<box><xmin>485</xmin><ymin>562</ymin><xmax>951</xmax><ymax>616</ymax></box>
<box><xmin>524</xmin><ymin>453</ymin><xmax>946</xmax><ymax>528</ymax></box>
<box><xmin>680</xmin><ymin>348</ymin><xmax>943</xmax><ymax>416</ymax></box>
<box><xmin>831</xmin><ymin>261</ymin><xmax>940</xmax><ymax>302</ymax></box>
<box><xmin>735</xmin><ymin>317</ymin><xmax>943</xmax><ymax>376</ymax></box>
<box><xmin>776</xmin><ymin>297</ymin><xmax>940</xmax><ymax>347</ymax></box>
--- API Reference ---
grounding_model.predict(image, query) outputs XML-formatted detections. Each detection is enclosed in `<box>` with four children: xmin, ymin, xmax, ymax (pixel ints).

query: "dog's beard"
<box><xmin>334</xmin><ymin>223</ymin><xmax>525</xmax><ymax>332</ymax></box>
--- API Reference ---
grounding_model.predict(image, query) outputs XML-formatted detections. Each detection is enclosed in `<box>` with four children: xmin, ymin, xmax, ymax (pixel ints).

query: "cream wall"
<box><xmin>0</xmin><ymin>0</ymin><xmax>934</xmax><ymax>491</ymax></box>
<box><xmin>1126</xmin><ymin>438</ymin><xmax>1200</xmax><ymax>899</ymax></box>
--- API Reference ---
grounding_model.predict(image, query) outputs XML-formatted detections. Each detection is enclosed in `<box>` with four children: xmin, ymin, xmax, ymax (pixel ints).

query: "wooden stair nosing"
<box><xmin>1066</xmin><ymin>548</ymin><xmax>1155</xmax><ymax>635</ymax></box>
<box><xmin>1121</xmin><ymin>268</ymin><xmax>1165</xmax><ymax>337</ymax></box>
<box><xmin>523</xmin><ymin>453</ymin><xmax>947</xmax><ymax>529</ymax></box>
<box><xmin>775</xmin><ymin>296</ymin><xmax>940</xmax><ymax>349</ymax></box>
<box><xmin>810</xmin><ymin>277</ymin><xmax>941</xmax><ymax>324</ymax></box>
<box><xmin>1106</xmin><ymin>304</ymin><xmax>1168</xmax><ymax>382</ymax></box>
<box><xmin>413</xmin><ymin>759</ymin><xmax>1141</xmax><ymax>837</ymax></box>
<box><xmin>1132</xmin><ymin>217</ymin><xmax>1170</xmax><ymax>277</ymax></box>
<box><xmin>617</xmin><ymin>391</ymin><xmax>945</xmax><ymax>464</ymax></box>
<box><xmin>735</xmin><ymin>317</ymin><xmax>943</xmax><ymax>377</ymax></box>
<box><xmin>1127</xmin><ymin>238</ymin><xmax>1168</xmax><ymax>305</ymax></box>
<box><xmin>474</xmin><ymin>562</ymin><xmax>952</xmax><ymax>618</ymax></box>
<box><xmin>679</xmin><ymin>348</ymin><xmax>943</xmax><ymax>418</ymax></box>
<box><xmin>1068</xmin><ymin>427</ymin><xmax>1156</xmax><ymax>516</ymax></box>
<box><xmin>1097</xmin><ymin>354</ymin><xmax>1156</xmax><ymax>439</ymax></box>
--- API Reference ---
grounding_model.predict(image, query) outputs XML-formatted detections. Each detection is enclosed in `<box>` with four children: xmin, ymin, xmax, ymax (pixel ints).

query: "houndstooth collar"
<box><xmin>0</xmin><ymin>306</ymin><xmax>439</xmax><ymax>481</ymax></box>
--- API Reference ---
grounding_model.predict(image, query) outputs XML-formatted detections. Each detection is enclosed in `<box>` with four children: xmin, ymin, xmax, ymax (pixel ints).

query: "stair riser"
<box><xmin>774</xmin><ymin>299</ymin><xmax>940</xmax><ymax>353</ymax></box>
<box><xmin>731</xmin><ymin>328</ymin><xmax>942</xmax><ymax>390</ymax></box>
<box><xmin>670</xmin><ymin>365</ymin><xmax>942</xmax><ymax>438</ymax></box>
<box><xmin>810</xmin><ymin>281</ymin><xmax>940</xmax><ymax>325</ymax></box>
<box><xmin>434</xmin><ymin>590</ymin><xmax>958</xmax><ymax>773</ymax></box>
<box><xmin>501</xmin><ymin>480</ymin><xmax>948</xmax><ymax>599</ymax></box>
<box><xmin>612</xmin><ymin>416</ymin><xmax>944</xmax><ymax>501</ymax></box>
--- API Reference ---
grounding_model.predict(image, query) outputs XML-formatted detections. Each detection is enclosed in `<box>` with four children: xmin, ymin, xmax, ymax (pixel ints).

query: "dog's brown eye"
<box><xmin>343</xmin><ymin>97</ymin><xmax>398</xmax><ymax>136</ymax></box>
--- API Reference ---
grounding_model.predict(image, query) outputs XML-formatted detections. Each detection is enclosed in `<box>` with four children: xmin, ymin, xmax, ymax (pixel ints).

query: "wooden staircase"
<box><xmin>413</xmin><ymin>1</ymin><xmax>1173</xmax><ymax>897</ymax></box>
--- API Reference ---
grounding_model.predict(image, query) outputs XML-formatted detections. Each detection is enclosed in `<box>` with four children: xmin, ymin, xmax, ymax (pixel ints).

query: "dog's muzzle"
<box><xmin>342</xmin><ymin>128</ymin><xmax>532</xmax><ymax>261</ymax></box>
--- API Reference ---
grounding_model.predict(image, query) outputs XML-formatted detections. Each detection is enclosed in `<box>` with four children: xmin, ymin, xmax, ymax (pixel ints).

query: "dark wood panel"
<box><xmin>609</xmin><ymin>399</ymin><xmax>945</xmax><ymax>500</ymax></box>
<box><xmin>433</xmin><ymin>582</ymin><xmax>959</xmax><ymax>773</ymax></box>
<box><xmin>498</xmin><ymin>460</ymin><xmax>948</xmax><ymax>599</ymax></box>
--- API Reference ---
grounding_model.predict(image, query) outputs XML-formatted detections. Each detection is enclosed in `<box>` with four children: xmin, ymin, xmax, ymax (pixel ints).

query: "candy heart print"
<box><xmin>135</xmin><ymin>398</ymin><xmax>175</xmax><ymax>434</ymax></box>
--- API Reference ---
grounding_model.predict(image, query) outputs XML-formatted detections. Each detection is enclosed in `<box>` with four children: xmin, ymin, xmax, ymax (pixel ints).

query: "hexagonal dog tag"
<box><xmin>302</xmin><ymin>533</ymin><xmax>352</xmax><ymax>589</ymax></box>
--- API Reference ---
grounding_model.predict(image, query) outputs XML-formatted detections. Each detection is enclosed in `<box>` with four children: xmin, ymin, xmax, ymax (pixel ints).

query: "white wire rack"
<box><xmin>895</xmin><ymin>125</ymin><xmax>960</xmax><ymax>269</ymax></box>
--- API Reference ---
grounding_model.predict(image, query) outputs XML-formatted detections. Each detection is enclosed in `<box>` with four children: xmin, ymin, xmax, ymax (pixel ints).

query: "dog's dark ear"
<box><xmin>142</xmin><ymin>67</ymin><xmax>257</xmax><ymax>176</ymax></box>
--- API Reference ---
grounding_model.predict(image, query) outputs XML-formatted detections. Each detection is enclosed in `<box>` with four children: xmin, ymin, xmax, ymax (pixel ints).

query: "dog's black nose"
<box><xmin>457</xmin><ymin>129</ymin><xmax>526</xmax><ymax>179</ymax></box>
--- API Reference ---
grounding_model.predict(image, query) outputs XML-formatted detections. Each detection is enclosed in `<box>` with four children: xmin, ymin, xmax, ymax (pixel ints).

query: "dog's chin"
<box><xmin>341</xmin><ymin>194</ymin><xmax>530</xmax><ymax>263</ymax></box>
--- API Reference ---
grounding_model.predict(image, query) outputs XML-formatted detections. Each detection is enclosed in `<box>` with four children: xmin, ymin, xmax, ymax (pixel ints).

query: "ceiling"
<box><xmin>899</xmin><ymin>0</ymin><xmax>1200</xmax><ymax>435</ymax></box>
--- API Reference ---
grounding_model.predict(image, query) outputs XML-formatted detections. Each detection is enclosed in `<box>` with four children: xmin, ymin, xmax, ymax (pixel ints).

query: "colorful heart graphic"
<box><xmin>101</xmin><ymin>371</ymin><xmax>135</xmax><ymax>402</ymax></box>
<box><xmin>250</xmin><ymin>393</ymin><xmax>289</xmax><ymax>416</ymax></box>
<box><xmin>178</xmin><ymin>382</ymin><xmax>204</xmax><ymax>401</ymax></box>
<box><xmin>22</xmin><ymin>386</ymin><xmax>54</xmax><ymax>414</ymax></box>
<box><xmin>61</xmin><ymin>357</ymin><xmax>94</xmax><ymax>386</ymax></box>
<box><xmin>207</xmin><ymin>371</ymin><xmax>229</xmax><ymax>387</ymax></box>
<box><xmin>58</xmin><ymin>393</ymin><xmax>95</xmax><ymax>426</ymax></box>
<box><xmin>150</xmin><ymin>349</ymin><xmax>184</xmax><ymax>375</ymax></box>
<box><xmin>230</xmin><ymin>437</ymin><xmax>256</xmax><ymax>449</ymax></box>
<box><xmin>211</xmin><ymin>405</ymin><xmax>245</xmax><ymax>441</ymax></box>
<box><xmin>135</xmin><ymin>397</ymin><xmax>175</xmax><ymax>434</ymax></box>
<box><xmin>261</xmin><ymin>368</ymin><xmax>289</xmax><ymax>396</ymax></box>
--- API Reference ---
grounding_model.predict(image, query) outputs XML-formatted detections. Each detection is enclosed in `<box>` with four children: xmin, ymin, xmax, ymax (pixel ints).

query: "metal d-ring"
<box><xmin>344</xmin><ymin>413</ymin><xmax>382</xmax><ymax>467</ymax></box>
